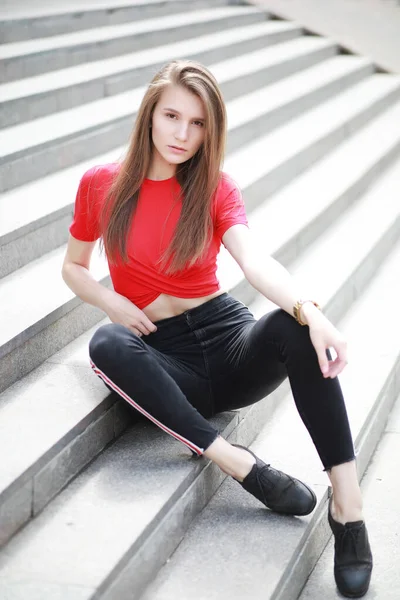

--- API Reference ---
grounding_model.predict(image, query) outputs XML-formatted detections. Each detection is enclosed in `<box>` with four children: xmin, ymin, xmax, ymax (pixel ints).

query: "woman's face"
<box><xmin>151</xmin><ymin>85</ymin><xmax>206</xmax><ymax>171</ymax></box>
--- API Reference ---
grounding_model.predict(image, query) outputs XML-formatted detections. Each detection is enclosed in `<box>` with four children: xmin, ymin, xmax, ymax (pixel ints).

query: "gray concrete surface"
<box><xmin>251</xmin><ymin>0</ymin><xmax>400</xmax><ymax>73</ymax></box>
<box><xmin>300</xmin><ymin>392</ymin><xmax>400</xmax><ymax>599</ymax></box>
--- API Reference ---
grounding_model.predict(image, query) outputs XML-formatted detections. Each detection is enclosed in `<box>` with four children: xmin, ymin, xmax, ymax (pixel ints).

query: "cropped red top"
<box><xmin>69</xmin><ymin>163</ymin><xmax>249</xmax><ymax>309</ymax></box>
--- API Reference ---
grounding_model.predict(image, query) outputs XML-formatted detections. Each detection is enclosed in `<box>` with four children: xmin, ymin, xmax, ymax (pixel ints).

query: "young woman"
<box><xmin>62</xmin><ymin>60</ymin><xmax>372</xmax><ymax>598</ymax></box>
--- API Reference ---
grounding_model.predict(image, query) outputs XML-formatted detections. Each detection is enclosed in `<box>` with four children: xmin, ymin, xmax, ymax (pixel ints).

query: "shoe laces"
<box><xmin>338</xmin><ymin>524</ymin><xmax>364</xmax><ymax>561</ymax></box>
<box><xmin>255</xmin><ymin>463</ymin><xmax>273</xmax><ymax>505</ymax></box>
<box><xmin>255</xmin><ymin>462</ymin><xmax>294</xmax><ymax>505</ymax></box>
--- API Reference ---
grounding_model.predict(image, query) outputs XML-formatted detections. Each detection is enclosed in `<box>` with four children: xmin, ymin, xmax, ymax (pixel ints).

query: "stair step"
<box><xmin>0</xmin><ymin>20</ymin><xmax>301</xmax><ymax>127</ymax></box>
<box><xmin>0</xmin><ymin>53</ymin><xmax>373</xmax><ymax>276</ymax></box>
<box><xmin>1</xmin><ymin>198</ymin><xmax>398</xmax><ymax>600</ymax></box>
<box><xmin>139</xmin><ymin>240</ymin><xmax>400</xmax><ymax>600</ymax></box>
<box><xmin>0</xmin><ymin>35</ymin><xmax>337</xmax><ymax>192</ymax></box>
<box><xmin>0</xmin><ymin>142</ymin><xmax>398</xmax><ymax>554</ymax></box>
<box><xmin>0</xmin><ymin>5</ymin><xmax>264</xmax><ymax>82</ymax></box>
<box><xmin>0</xmin><ymin>0</ymin><xmax>229</xmax><ymax>43</ymax></box>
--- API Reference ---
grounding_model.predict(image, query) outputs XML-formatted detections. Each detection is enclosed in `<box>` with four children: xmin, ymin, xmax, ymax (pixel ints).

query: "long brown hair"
<box><xmin>100</xmin><ymin>60</ymin><xmax>227</xmax><ymax>274</ymax></box>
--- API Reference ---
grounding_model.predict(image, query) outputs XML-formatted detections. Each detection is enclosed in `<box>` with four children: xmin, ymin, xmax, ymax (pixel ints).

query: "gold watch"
<box><xmin>293</xmin><ymin>300</ymin><xmax>321</xmax><ymax>326</ymax></box>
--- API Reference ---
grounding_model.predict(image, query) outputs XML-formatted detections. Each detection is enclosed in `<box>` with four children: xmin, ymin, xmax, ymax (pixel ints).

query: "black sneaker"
<box><xmin>232</xmin><ymin>444</ymin><xmax>317</xmax><ymax>516</ymax></box>
<box><xmin>328</xmin><ymin>496</ymin><xmax>373</xmax><ymax>598</ymax></box>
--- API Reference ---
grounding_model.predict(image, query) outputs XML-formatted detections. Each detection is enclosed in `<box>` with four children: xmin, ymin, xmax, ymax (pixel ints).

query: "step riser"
<box><xmin>0</xmin><ymin>278</ymin><xmax>110</xmax><ymax>395</ymax></box>
<box><xmin>1</xmin><ymin>204</ymin><xmax>397</xmax><ymax>549</ymax></box>
<box><xmin>282</xmin><ymin>141</ymin><xmax>400</xmax><ymax>264</ymax></box>
<box><xmin>0</xmin><ymin>213</ymin><xmax>72</xmax><ymax>279</ymax></box>
<box><xmin>0</xmin><ymin>0</ymin><xmax>230</xmax><ymax>43</ymax></box>
<box><xmin>0</xmin><ymin>389</ymin><xmax>136</xmax><ymax>548</ymax></box>
<box><xmin>226</xmin><ymin>61</ymin><xmax>373</xmax><ymax>152</ymax></box>
<box><xmin>1</xmin><ymin>61</ymin><xmax>372</xmax><ymax>277</ymax></box>
<box><xmin>324</xmin><ymin>216</ymin><xmax>400</xmax><ymax>326</ymax></box>
<box><xmin>1</xmin><ymin>27</ymin><xmax>302</xmax><ymax>129</ymax></box>
<box><xmin>221</xmin><ymin>43</ymin><xmax>337</xmax><ymax>102</ymax></box>
<box><xmin>244</xmin><ymin>86</ymin><xmax>400</xmax><ymax>214</ymax></box>
<box><xmin>0</xmin><ymin>43</ymin><xmax>335</xmax><ymax>194</ymax></box>
<box><xmin>1</xmin><ymin>12</ymin><xmax>265</xmax><ymax>83</ymax></box>
<box><xmin>276</xmin><ymin>140</ymin><xmax>400</xmax><ymax>271</ymax></box>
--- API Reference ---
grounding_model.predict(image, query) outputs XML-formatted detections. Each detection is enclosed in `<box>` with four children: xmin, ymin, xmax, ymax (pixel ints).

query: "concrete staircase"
<box><xmin>0</xmin><ymin>1</ymin><xmax>399</xmax><ymax>598</ymax></box>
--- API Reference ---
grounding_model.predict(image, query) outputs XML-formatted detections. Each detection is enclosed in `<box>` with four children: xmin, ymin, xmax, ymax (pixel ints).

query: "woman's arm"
<box><xmin>61</xmin><ymin>235</ymin><xmax>116</xmax><ymax>312</ymax></box>
<box><xmin>222</xmin><ymin>224</ymin><xmax>348</xmax><ymax>379</ymax></box>
<box><xmin>221</xmin><ymin>225</ymin><xmax>315</xmax><ymax>319</ymax></box>
<box><xmin>61</xmin><ymin>235</ymin><xmax>157</xmax><ymax>336</ymax></box>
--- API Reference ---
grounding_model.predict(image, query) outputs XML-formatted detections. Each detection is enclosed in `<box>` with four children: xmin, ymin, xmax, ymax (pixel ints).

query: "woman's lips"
<box><xmin>168</xmin><ymin>145</ymin><xmax>187</xmax><ymax>153</ymax></box>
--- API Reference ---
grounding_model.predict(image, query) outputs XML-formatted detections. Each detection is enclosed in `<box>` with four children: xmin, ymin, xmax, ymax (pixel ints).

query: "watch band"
<box><xmin>293</xmin><ymin>299</ymin><xmax>321</xmax><ymax>326</ymax></box>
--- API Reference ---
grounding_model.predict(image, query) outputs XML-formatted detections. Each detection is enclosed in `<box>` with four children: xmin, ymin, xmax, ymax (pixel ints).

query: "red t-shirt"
<box><xmin>69</xmin><ymin>163</ymin><xmax>249</xmax><ymax>309</ymax></box>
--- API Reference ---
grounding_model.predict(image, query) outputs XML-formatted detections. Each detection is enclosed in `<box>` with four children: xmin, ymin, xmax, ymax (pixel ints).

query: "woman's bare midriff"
<box><xmin>142</xmin><ymin>289</ymin><xmax>227</xmax><ymax>323</ymax></box>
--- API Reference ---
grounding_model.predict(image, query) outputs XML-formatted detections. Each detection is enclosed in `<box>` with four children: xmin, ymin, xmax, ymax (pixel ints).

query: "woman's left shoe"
<box><xmin>328</xmin><ymin>496</ymin><xmax>373</xmax><ymax>598</ymax></box>
<box><xmin>232</xmin><ymin>444</ymin><xmax>317</xmax><ymax>516</ymax></box>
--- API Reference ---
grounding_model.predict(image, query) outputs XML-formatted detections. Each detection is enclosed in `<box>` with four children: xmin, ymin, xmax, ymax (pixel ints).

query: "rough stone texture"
<box><xmin>386</xmin><ymin>391</ymin><xmax>400</xmax><ymax>433</ymax></box>
<box><xmin>0</xmin><ymin>212</ymin><xmax>71</xmax><ymax>278</ymax></box>
<box><xmin>0</xmin><ymin>290</ymin><xmax>107</xmax><ymax>393</ymax></box>
<box><xmin>141</xmin><ymin>476</ymin><xmax>326</xmax><ymax>600</ymax></box>
<box><xmin>33</xmin><ymin>407</ymin><xmax>115</xmax><ymax>515</ymax></box>
<box><xmin>0</xmin><ymin>0</ymin><xmax>229</xmax><ymax>42</ymax></box>
<box><xmin>226</xmin><ymin>56</ymin><xmax>373</xmax><ymax>155</ymax></box>
<box><xmin>224</xmin><ymin>81</ymin><xmax>400</xmax><ymax>214</ymax></box>
<box><xmin>0</xmin><ymin>580</ymin><xmax>94</xmax><ymax>600</ymax></box>
<box><xmin>113</xmin><ymin>397</ymin><xmax>140</xmax><ymax>438</ymax></box>
<box><xmin>0</xmin><ymin>38</ymin><xmax>337</xmax><ymax>193</ymax></box>
<box><xmin>0</xmin><ymin>0</ymin><xmax>227</xmax><ymax>22</ymax></box>
<box><xmin>101</xmin><ymin>437</ymin><xmax>231</xmax><ymax>600</ymax></box>
<box><xmin>1</xmin><ymin>22</ymin><xmax>301</xmax><ymax>127</ymax></box>
<box><xmin>0</xmin><ymin>361</ymin><xmax>110</xmax><ymax>499</ymax></box>
<box><xmin>0</xmin><ymin>8</ymin><xmax>264</xmax><ymax>83</ymax></box>
<box><xmin>0</xmin><ymin>417</ymin><xmax>234</xmax><ymax>597</ymax></box>
<box><xmin>0</xmin><ymin>480</ymin><xmax>32</xmax><ymax>547</ymax></box>
<box><xmin>220</xmin><ymin>39</ymin><xmax>337</xmax><ymax>104</ymax></box>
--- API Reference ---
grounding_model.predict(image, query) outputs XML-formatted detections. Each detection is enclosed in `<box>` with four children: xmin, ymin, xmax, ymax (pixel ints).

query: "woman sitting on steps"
<box><xmin>62</xmin><ymin>59</ymin><xmax>373</xmax><ymax>599</ymax></box>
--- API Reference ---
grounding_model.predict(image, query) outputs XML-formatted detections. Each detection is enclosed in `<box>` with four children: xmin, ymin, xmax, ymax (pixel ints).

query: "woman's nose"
<box><xmin>175</xmin><ymin>123</ymin><xmax>188</xmax><ymax>141</ymax></box>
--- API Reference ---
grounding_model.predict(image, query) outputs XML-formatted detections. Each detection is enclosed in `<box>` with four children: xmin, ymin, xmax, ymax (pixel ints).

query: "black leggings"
<box><xmin>89</xmin><ymin>292</ymin><xmax>355</xmax><ymax>470</ymax></box>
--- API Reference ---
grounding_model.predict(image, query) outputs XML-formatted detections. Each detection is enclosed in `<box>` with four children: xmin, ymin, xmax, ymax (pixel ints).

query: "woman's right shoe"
<box><xmin>232</xmin><ymin>444</ymin><xmax>317</xmax><ymax>516</ymax></box>
<box><xmin>328</xmin><ymin>496</ymin><xmax>373</xmax><ymax>598</ymax></box>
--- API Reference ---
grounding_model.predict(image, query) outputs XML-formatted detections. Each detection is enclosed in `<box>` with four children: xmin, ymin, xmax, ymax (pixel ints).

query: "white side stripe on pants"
<box><xmin>90</xmin><ymin>359</ymin><xmax>204</xmax><ymax>455</ymax></box>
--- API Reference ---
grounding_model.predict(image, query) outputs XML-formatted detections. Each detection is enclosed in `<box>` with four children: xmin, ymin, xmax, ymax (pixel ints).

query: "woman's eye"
<box><xmin>193</xmin><ymin>120</ymin><xmax>204</xmax><ymax>127</ymax></box>
<box><xmin>166</xmin><ymin>113</ymin><xmax>176</xmax><ymax>119</ymax></box>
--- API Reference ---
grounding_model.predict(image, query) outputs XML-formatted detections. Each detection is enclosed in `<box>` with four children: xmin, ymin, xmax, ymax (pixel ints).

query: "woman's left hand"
<box><xmin>302</xmin><ymin>304</ymin><xmax>348</xmax><ymax>379</ymax></box>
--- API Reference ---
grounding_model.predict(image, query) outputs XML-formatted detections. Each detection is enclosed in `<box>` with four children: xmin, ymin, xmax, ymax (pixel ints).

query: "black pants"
<box><xmin>89</xmin><ymin>292</ymin><xmax>355</xmax><ymax>470</ymax></box>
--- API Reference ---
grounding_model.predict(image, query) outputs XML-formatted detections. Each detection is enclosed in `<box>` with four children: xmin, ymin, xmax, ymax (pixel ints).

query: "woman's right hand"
<box><xmin>105</xmin><ymin>292</ymin><xmax>157</xmax><ymax>337</ymax></box>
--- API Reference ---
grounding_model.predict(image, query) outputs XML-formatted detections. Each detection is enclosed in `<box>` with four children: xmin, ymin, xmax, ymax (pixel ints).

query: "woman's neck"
<box><xmin>147</xmin><ymin>151</ymin><xmax>177</xmax><ymax>181</ymax></box>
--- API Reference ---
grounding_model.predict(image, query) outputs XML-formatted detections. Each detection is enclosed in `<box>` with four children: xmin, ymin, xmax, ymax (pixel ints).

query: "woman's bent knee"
<box><xmin>89</xmin><ymin>323</ymin><xmax>138</xmax><ymax>366</ymax></box>
<box><xmin>266</xmin><ymin>308</ymin><xmax>308</xmax><ymax>337</ymax></box>
<box><xmin>264</xmin><ymin>308</ymin><xmax>315</xmax><ymax>353</ymax></box>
